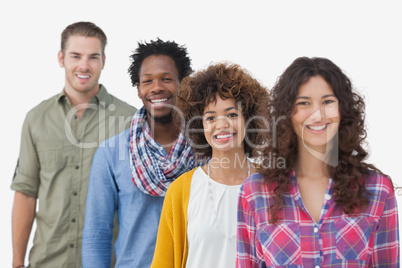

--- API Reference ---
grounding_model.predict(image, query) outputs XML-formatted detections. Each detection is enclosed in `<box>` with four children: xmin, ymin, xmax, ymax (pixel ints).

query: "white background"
<box><xmin>1</xmin><ymin>0</ymin><xmax>401</xmax><ymax>264</ymax></box>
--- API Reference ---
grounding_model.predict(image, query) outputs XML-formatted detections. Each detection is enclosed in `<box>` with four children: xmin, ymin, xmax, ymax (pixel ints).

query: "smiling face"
<box><xmin>58</xmin><ymin>35</ymin><xmax>105</xmax><ymax>96</ymax></box>
<box><xmin>292</xmin><ymin>76</ymin><xmax>340</xmax><ymax>153</ymax></box>
<box><xmin>137</xmin><ymin>55</ymin><xmax>179</xmax><ymax>124</ymax></box>
<box><xmin>202</xmin><ymin>96</ymin><xmax>246</xmax><ymax>154</ymax></box>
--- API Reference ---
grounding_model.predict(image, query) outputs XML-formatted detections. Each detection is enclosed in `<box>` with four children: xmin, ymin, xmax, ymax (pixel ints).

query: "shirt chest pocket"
<box><xmin>334</xmin><ymin>216</ymin><xmax>375</xmax><ymax>261</ymax></box>
<box><xmin>258</xmin><ymin>222</ymin><xmax>302</xmax><ymax>267</ymax></box>
<box><xmin>37</xmin><ymin>140</ymin><xmax>64</xmax><ymax>171</ymax></box>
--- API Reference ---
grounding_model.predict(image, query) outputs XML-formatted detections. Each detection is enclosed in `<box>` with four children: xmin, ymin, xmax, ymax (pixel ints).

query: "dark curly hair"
<box><xmin>177</xmin><ymin>62</ymin><xmax>270</xmax><ymax>159</ymax></box>
<box><xmin>263</xmin><ymin>57</ymin><xmax>388</xmax><ymax>224</ymax></box>
<box><xmin>127</xmin><ymin>38</ymin><xmax>192</xmax><ymax>86</ymax></box>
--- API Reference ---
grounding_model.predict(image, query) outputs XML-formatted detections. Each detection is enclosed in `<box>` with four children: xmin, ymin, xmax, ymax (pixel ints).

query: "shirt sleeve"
<box><xmin>82</xmin><ymin>145</ymin><xmax>118</xmax><ymax>267</ymax></box>
<box><xmin>237</xmin><ymin>183</ymin><xmax>262</xmax><ymax>268</ymax></box>
<box><xmin>10</xmin><ymin>112</ymin><xmax>40</xmax><ymax>197</ymax></box>
<box><xmin>369</xmin><ymin>177</ymin><xmax>400</xmax><ymax>267</ymax></box>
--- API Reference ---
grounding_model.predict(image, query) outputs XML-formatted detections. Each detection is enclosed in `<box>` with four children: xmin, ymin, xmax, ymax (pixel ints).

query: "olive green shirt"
<box><xmin>11</xmin><ymin>85</ymin><xmax>136</xmax><ymax>268</ymax></box>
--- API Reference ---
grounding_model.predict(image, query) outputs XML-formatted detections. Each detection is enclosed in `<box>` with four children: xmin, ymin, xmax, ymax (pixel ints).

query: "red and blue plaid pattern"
<box><xmin>259</xmin><ymin>223</ymin><xmax>302</xmax><ymax>266</ymax></box>
<box><xmin>237</xmin><ymin>171</ymin><xmax>400</xmax><ymax>267</ymax></box>
<box><xmin>129</xmin><ymin>107</ymin><xmax>195</xmax><ymax>196</ymax></box>
<box><xmin>334</xmin><ymin>217</ymin><xmax>374</xmax><ymax>261</ymax></box>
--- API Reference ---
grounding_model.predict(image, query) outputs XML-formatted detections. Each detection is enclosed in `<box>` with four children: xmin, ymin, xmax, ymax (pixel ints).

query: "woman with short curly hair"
<box><xmin>237</xmin><ymin>57</ymin><xmax>400</xmax><ymax>267</ymax></box>
<box><xmin>151</xmin><ymin>62</ymin><xmax>270</xmax><ymax>268</ymax></box>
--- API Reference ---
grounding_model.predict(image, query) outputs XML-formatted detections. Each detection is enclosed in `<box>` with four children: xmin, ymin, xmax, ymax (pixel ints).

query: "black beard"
<box><xmin>147</xmin><ymin>110</ymin><xmax>174</xmax><ymax>125</ymax></box>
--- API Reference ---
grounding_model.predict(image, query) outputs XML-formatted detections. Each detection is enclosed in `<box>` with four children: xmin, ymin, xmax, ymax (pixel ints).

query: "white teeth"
<box><xmin>77</xmin><ymin>75</ymin><xmax>89</xmax><ymax>79</ymax></box>
<box><xmin>308</xmin><ymin>124</ymin><xmax>326</xmax><ymax>131</ymax></box>
<box><xmin>150</xmin><ymin>98</ymin><xmax>168</xmax><ymax>104</ymax></box>
<box><xmin>216</xmin><ymin>134</ymin><xmax>234</xmax><ymax>139</ymax></box>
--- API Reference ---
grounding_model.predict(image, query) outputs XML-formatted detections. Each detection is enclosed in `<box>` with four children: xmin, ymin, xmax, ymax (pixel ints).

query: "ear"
<box><xmin>58</xmin><ymin>51</ymin><xmax>64</xmax><ymax>67</ymax></box>
<box><xmin>136</xmin><ymin>83</ymin><xmax>140</xmax><ymax>98</ymax></box>
<box><xmin>102</xmin><ymin>54</ymin><xmax>106</xmax><ymax>69</ymax></box>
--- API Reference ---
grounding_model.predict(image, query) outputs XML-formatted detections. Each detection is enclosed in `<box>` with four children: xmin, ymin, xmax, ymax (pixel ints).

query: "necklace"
<box><xmin>207</xmin><ymin>160</ymin><xmax>251</xmax><ymax>239</ymax></box>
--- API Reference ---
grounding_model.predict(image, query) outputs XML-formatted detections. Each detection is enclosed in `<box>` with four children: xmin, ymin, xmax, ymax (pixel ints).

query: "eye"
<box><xmin>90</xmin><ymin>56</ymin><xmax>99</xmax><ymax>60</ymax></box>
<box><xmin>323</xmin><ymin>99</ymin><xmax>336</xmax><ymax>105</ymax></box>
<box><xmin>204</xmin><ymin>116</ymin><xmax>216</xmax><ymax>122</ymax></box>
<box><xmin>142</xmin><ymin>79</ymin><xmax>152</xmax><ymax>84</ymax></box>
<box><xmin>228</xmin><ymin>113</ymin><xmax>238</xmax><ymax>118</ymax></box>
<box><xmin>296</xmin><ymin>101</ymin><xmax>309</xmax><ymax>106</ymax></box>
<box><xmin>163</xmin><ymin>77</ymin><xmax>173</xmax><ymax>81</ymax></box>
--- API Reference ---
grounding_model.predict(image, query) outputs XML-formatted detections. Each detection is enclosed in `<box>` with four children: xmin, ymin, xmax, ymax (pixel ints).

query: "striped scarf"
<box><xmin>129</xmin><ymin>107</ymin><xmax>195</xmax><ymax>196</ymax></box>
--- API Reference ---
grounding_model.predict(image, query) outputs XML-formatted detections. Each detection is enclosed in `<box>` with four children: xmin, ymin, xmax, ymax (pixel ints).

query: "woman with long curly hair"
<box><xmin>151</xmin><ymin>62</ymin><xmax>270</xmax><ymax>268</ymax></box>
<box><xmin>237</xmin><ymin>57</ymin><xmax>400</xmax><ymax>267</ymax></box>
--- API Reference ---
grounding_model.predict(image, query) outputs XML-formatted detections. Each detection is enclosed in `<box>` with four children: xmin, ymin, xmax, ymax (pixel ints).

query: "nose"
<box><xmin>319</xmin><ymin>105</ymin><xmax>326</xmax><ymax>120</ymax></box>
<box><xmin>78</xmin><ymin>58</ymin><xmax>90</xmax><ymax>71</ymax></box>
<box><xmin>308</xmin><ymin>104</ymin><xmax>326</xmax><ymax>123</ymax></box>
<box><xmin>216</xmin><ymin>116</ymin><xmax>230</xmax><ymax>129</ymax></box>
<box><xmin>151</xmin><ymin>79</ymin><xmax>164</xmax><ymax>93</ymax></box>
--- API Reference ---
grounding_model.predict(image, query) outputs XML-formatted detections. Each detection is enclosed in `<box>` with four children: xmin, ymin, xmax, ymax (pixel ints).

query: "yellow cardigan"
<box><xmin>151</xmin><ymin>168</ymin><xmax>196</xmax><ymax>268</ymax></box>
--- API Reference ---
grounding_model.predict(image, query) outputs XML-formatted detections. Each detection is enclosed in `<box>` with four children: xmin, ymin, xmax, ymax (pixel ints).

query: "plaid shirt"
<box><xmin>237</xmin><ymin>171</ymin><xmax>400</xmax><ymax>267</ymax></box>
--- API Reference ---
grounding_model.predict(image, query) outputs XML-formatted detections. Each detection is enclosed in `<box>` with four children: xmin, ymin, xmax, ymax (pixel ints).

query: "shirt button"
<box><xmin>315</xmin><ymin>266</ymin><xmax>320</xmax><ymax>268</ymax></box>
<box><xmin>75</xmin><ymin>165</ymin><xmax>79</xmax><ymax>170</ymax></box>
<box><xmin>70</xmin><ymin>243</ymin><xmax>74</xmax><ymax>248</ymax></box>
<box><xmin>71</xmin><ymin>218</ymin><xmax>76</xmax><ymax>223</ymax></box>
<box><xmin>325</xmin><ymin>194</ymin><xmax>331</xmax><ymax>200</ymax></box>
<box><xmin>314</xmin><ymin>227</ymin><xmax>319</xmax><ymax>233</ymax></box>
<box><xmin>74</xmin><ymin>115</ymin><xmax>78</xmax><ymax>120</ymax></box>
<box><xmin>77</xmin><ymin>139</ymin><xmax>81</xmax><ymax>144</ymax></box>
<box><xmin>73</xmin><ymin>191</ymin><xmax>78</xmax><ymax>196</ymax></box>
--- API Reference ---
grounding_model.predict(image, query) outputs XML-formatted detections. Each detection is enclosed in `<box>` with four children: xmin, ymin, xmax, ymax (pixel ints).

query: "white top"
<box><xmin>186</xmin><ymin>167</ymin><xmax>241</xmax><ymax>268</ymax></box>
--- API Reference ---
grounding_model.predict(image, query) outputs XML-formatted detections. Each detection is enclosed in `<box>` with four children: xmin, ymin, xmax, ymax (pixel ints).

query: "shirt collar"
<box><xmin>56</xmin><ymin>84</ymin><xmax>111</xmax><ymax>108</ymax></box>
<box><xmin>289</xmin><ymin>169</ymin><xmax>300</xmax><ymax>200</ymax></box>
<box><xmin>95</xmin><ymin>85</ymin><xmax>111</xmax><ymax>108</ymax></box>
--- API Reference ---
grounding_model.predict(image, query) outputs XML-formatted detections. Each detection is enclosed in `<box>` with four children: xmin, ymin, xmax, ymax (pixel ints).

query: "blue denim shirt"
<box><xmin>82</xmin><ymin>128</ymin><xmax>164</xmax><ymax>267</ymax></box>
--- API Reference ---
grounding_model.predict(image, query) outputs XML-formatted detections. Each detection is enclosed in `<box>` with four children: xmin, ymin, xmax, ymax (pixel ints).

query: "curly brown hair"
<box><xmin>177</xmin><ymin>62</ymin><xmax>270</xmax><ymax>159</ymax></box>
<box><xmin>262</xmin><ymin>57</ymin><xmax>388</xmax><ymax>224</ymax></box>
